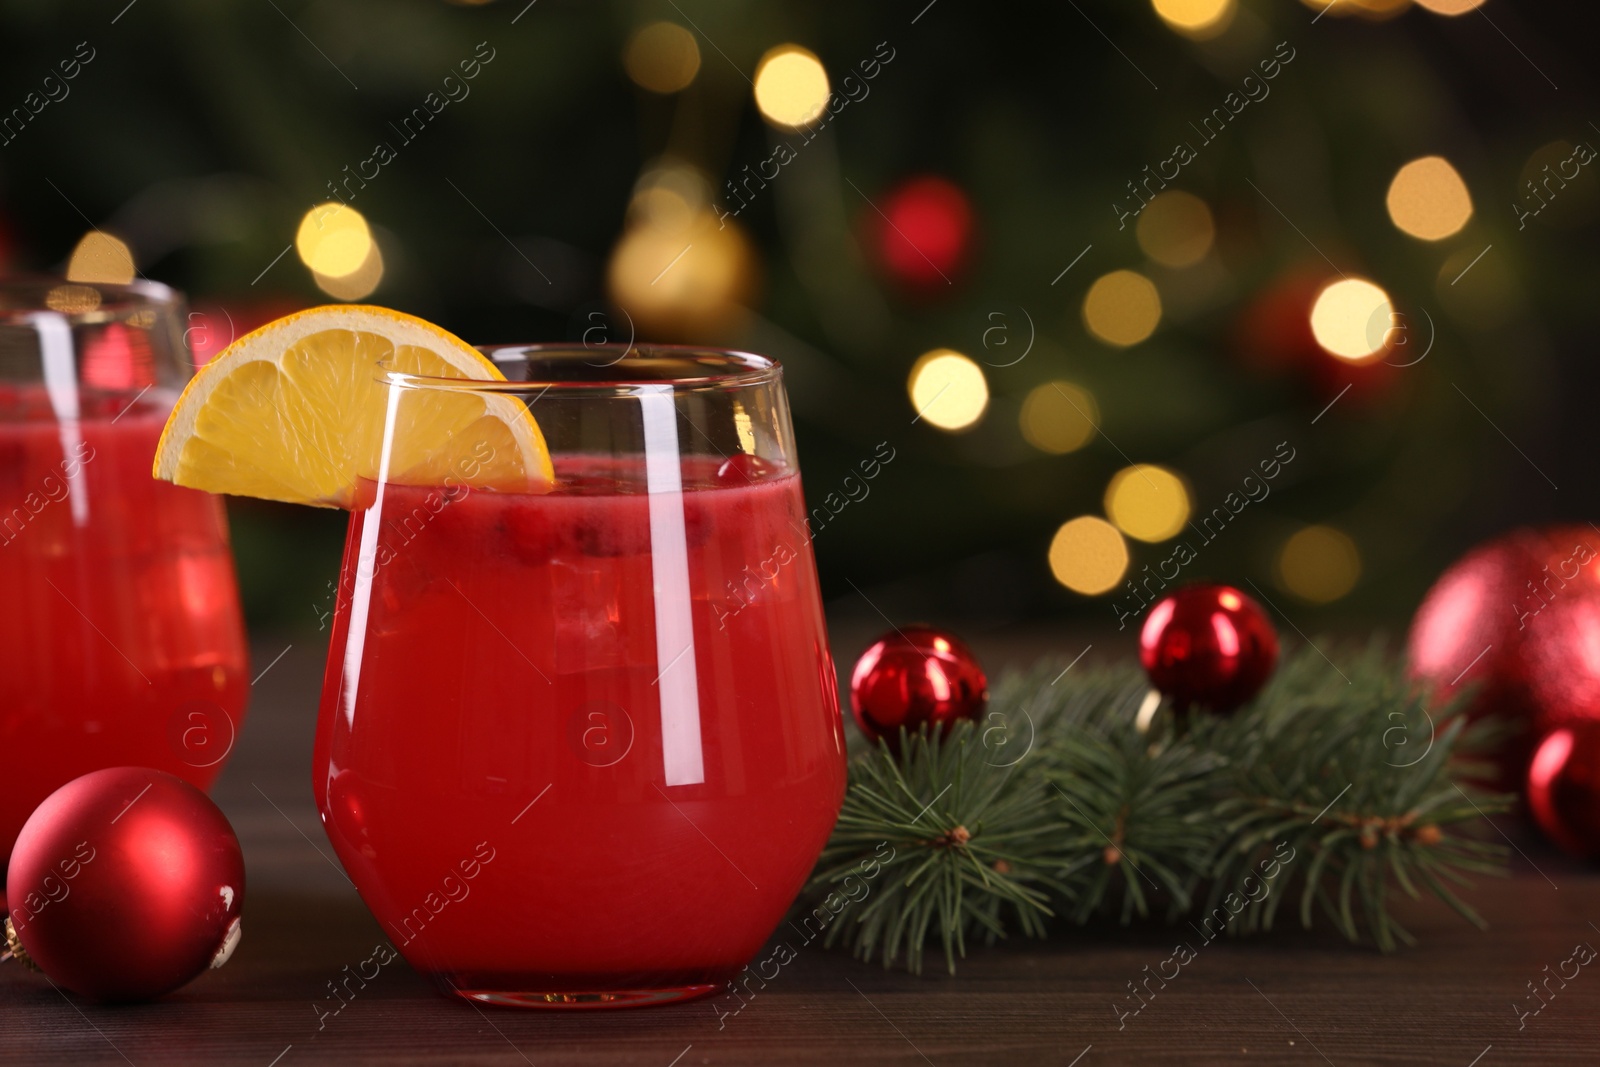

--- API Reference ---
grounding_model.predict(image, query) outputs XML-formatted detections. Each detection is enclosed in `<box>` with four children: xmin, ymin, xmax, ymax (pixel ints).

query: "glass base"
<box><xmin>451</xmin><ymin>984</ymin><xmax>720</xmax><ymax>1010</ymax></box>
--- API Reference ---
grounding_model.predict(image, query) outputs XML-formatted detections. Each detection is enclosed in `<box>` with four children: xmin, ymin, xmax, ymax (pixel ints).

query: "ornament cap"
<box><xmin>4</xmin><ymin>917</ymin><xmax>38</xmax><ymax>971</ymax></box>
<box><xmin>210</xmin><ymin>917</ymin><xmax>242</xmax><ymax>970</ymax></box>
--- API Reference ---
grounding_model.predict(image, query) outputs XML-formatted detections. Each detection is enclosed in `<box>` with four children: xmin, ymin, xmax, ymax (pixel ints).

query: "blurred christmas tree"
<box><xmin>1</xmin><ymin>0</ymin><xmax>1594</xmax><ymax>633</ymax></box>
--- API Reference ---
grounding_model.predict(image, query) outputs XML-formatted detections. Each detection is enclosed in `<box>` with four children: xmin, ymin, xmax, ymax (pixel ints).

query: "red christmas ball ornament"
<box><xmin>850</xmin><ymin>626</ymin><xmax>988</xmax><ymax>748</ymax></box>
<box><xmin>4</xmin><ymin>767</ymin><xmax>245</xmax><ymax>1002</ymax></box>
<box><xmin>1407</xmin><ymin>526</ymin><xmax>1600</xmax><ymax>731</ymax></box>
<box><xmin>868</xmin><ymin>176</ymin><xmax>974</xmax><ymax>293</ymax></box>
<box><xmin>1139</xmin><ymin>583</ymin><xmax>1279</xmax><ymax>713</ymax></box>
<box><xmin>1523</xmin><ymin>593</ymin><xmax>1600</xmax><ymax>735</ymax></box>
<box><xmin>1528</xmin><ymin>723</ymin><xmax>1600</xmax><ymax>859</ymax></box>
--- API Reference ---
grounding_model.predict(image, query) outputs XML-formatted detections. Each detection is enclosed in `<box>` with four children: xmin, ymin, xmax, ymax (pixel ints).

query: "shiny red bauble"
<box><xmin>850</xmin><ymin>626</ymin><xmax>988</xmax><ymax>748</ymax></box>
<box><xmin>1139</xmin><ymin>583</ymin><xmax>1279</xmax><ymax>713</ymax></box>
<box><xmin>6</xmin><ymin>767</ymin><xmax>245</xmax><ymax>1002</ymax></box>
<box><xmin>1528</xmin><ymin>723</ymin><xmax>1600</xmax><ymax>859</ymax></box>
<box><xmin>868</xmin><ymin>176</ymin><xmax>974</xmax><ymax>292</ymax></box>
<box><xmin>1406</xmin><ymin>526</ymin><xmax>1600</xmax><ymax>735</ymax></box>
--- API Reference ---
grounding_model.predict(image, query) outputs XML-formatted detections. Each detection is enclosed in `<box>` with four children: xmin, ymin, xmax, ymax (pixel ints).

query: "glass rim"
<box><xmin>381</xmin><ymin>344</ymin><xmax>783</xmax><ymax>395</ymax></box>
<box><xmin>0</xmin><ymin>275</ymin><xmax>181</xmax><ymax>326</ymax></box>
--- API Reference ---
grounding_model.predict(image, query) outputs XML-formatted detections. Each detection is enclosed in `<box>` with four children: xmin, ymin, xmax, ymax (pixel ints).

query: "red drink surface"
<box><xmin>314</xmin><ymin>456</ymin><xmax>846</xmax><ymax>1000</ymax></box>
<box><xmin>0</xmin><ymin>385</ymin><xmax>250</xmax><ymax>872</ymax></box>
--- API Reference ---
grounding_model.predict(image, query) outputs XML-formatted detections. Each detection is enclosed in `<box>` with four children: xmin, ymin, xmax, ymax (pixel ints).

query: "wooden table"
<box><xmin>5</xmin><ymin>638</ymin><xmax>1598</xmax><ymax>1066</ymax></box>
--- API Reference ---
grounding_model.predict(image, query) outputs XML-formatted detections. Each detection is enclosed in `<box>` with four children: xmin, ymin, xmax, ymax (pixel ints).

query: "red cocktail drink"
<box><xmin>314</xmin><ymin>349</ymin><xmax>845</xmax><ymax>1008</ymax></box>
<box><xmin>0</xmin><ymin>385</ymin><xmax>249</xmax><ymax>870</ymax></box>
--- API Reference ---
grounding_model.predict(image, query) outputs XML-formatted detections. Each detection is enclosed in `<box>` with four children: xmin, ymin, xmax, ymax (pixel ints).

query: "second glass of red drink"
<box><xmin>313</xmin><ymin>346</ymin><xmax>846</xmax><ymax>1008</ymax></box>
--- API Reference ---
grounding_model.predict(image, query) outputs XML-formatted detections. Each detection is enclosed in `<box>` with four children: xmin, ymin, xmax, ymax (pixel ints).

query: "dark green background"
<box><xmin>2</xmin><ymin>0</ymin><xmax>1595</xmax><ymax>637</ymax></box>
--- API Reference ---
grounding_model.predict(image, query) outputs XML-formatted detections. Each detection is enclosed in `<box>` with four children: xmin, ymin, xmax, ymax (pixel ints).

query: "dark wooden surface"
<box><xmin>5</xmin><ymin>635</ymin><xmax>1600</xmax><ymax>1066</ymax></box>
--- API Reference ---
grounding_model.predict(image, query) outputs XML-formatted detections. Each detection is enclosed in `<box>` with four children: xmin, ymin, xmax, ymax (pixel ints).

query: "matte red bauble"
<box><xmin>850</xmin><ymin>626</ymin><xmax>988</xmax><ymax>748</ymax></box>
<box><xmin>869</xmin><ymin>176</ymin><xmax>974</xmax><ymax>292</ymax></box>
<box><xmin>1139</xmin><ymin>583</ymin><xmax>1279</xmax><ymax>713</ymax></box>
<box><xmin>1528</xmin><ymin>723</ymin><xmax>1600</xmax><ymax>859</ymax></box>
<box><xmin>1406</xmin><ymin>526</ymin><xmax>1600</xmax><ymax>734</ymax></box>
<box><xmin>4</xmin><ymin>767</ymin><xmax>245</xmax><ymax>1002</ymax></box>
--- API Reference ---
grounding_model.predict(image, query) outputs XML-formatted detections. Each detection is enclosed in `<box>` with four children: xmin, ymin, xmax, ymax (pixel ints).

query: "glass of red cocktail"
<box><xmin>0</xmin><ymin>279</ymin><xmax>250</xmax><ymax>886</ymax></box>
<box><xmin>313</xmin><ymin>346</ymin><xmax>845</xmax><ymax>1008</ymax></box>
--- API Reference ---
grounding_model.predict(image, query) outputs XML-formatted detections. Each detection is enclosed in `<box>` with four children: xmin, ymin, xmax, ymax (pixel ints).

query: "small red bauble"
<box><xmin>850</xmin><ymin>626</ymin><xmax>988</xmax><ymax>748</ymax></box>
<box><xmin>869</xmin><ymin>176</ymin><xmax>974</xmax><ymax>292</ymax></box>
<box><xmin>5</xmin><ymin>767</ymin><xmax>245</xmax><ymax>1002</ymax></box>
<box><xmin>1528</xmin><ymin>723</ymin><xmax>1600</xmax><ymax>859</ymax></box>
<box><xmin>1139</xmin><ymin>583</ymin><xmax>1279</xmax><ymax>713</ymax></box>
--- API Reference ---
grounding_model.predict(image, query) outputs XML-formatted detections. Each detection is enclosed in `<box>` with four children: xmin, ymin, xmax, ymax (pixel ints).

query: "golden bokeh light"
<box><xmin>1049</xmin><ymin>516</ymin><xmax>1130</xmax><ymax>596</ymax></box>
<box><xmin>1104</xmin><ymin>465</ymin><xmax>1191</xmax><ymax>543</ymax></box>
<box><xmin>623</xmin><ymin>22</ymin><xmax>701</xmax><ymax>94</ymax></box>
<box><xmin>1020</xmin><ymin>380</ymin><xmax>1098</xmax><ymax>454</ymax></box>
<box><xmin>1151</xmin><ymin>0</ymin><xmax>1236</xmax><ymax>38</ymax></box>
<box><xmin>1309</xmin><ymin>277</ymin><xmax>1393</xmax><ymax>362</ymax></box>
<box><xmin>1083</xmin><ymin>270</ymin><xmax>1162</xmax><ymax>348</ymax></box>
<box><xmin>1299</xmin><ymin>0</ymin><xmax>1410</xmax><ymax>17</ymax></box>
<box><xmin>753</xmin><ymin>45</ymin><xmax>830</xmax><ymax>129</ymax></box>
<box><xmin>607</xmin><ymin>207</ymin><xmax>756</xmax><ymax>340</ymax></box>
<box><xmin>1414</xmin><ymin>0</ymin><xmax>1486</xmax><ymax>13</ymax></box>
<box><xmin>1386</xmin><ymin>156</ymin><xmax>1473</xmax><ymax>241</ymax></box>
<box><xmin>628</xmin><ymin>162</ymin><xmax>712</xmax><ymax>229</ymax></box>
<box><xmin>296</xmin><ymin>203</ymin><xmax>373</xmax><ymax>280</ymax></box>
<box><xmin>66</xmin><ymin>231</ymin><xmax>135</xmax><ymax>285</ymax></box>
<box><xmin>314</xmin><ymin>240</ymin><xmax>384</xmax><ymax>301</ymax></box>
<box><xmin>907</xmin><ymin>349</ymin><xmax>989</xmax><ymax>432</ymax></box>
<box><xmin>1276</xmin><ymin>525</ymin><xmax>1362</xmax><ymax>604</ymax></box>
<box><xmin>1517</xmin><ymin>141</ymin><xmax>1600</xmax><ymax>229</ymax></box>
<box><xmin>1136</xmin><ymin>191</ymin><xmax>1216</xmax><ymax>268</ymax></box>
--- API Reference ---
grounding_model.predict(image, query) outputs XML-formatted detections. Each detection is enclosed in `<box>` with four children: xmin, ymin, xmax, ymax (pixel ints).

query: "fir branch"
<box><xmin>807</xmin><ymin>643</ymin><xmax>1511</xmax><ymax>974</ymax></box>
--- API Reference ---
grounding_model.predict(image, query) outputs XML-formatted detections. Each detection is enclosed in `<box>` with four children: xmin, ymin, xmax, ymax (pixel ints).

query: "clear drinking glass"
<box><xmin>313</xmin><ymin>346</ymin><xmax>846</xmax><ymax>1008</ymax></box>
<box><xmin>0</xmin><ymin>278</ymin><xmax>251</xmax><ymax>889</ymax></box>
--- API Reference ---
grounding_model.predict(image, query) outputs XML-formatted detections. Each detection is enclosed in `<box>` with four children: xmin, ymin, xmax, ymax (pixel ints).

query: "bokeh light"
<box><xmin>1136</xmin><ymin>191</ymin><xmax>1215</xmax><ymax>268</ymax></box>
<box><xmin>607</xmin><ymin>206</ymin><xmax>755</xmax><ymax>339</ymax></box>
<box><xmin>1309</xmin><ymin>277</ymin><xmax>1393</xmax><ymax>362</ymax></box>
<box><xmin>1151</xmin><ymin>0</ymin><xmax>1236</xmax><ymax>38</ymax></box>
<box><xmin>1414</xmin><ymin>0</ymin><xmax>1487</xmax><ymax>13</ymax></box>
<box><xmin>1049</xmin><ymin>516</ymin><xmax>1129</xmax><ymax>595</ymax></box>
<box><xmin>1104</xmin><ymin>465</ymin><xmax>1191</xmax><ymax>543</ymax></box>
<box><xmin>753</xmin><ymin>45</ymin><xmax>830</xmax><ymax>129</ymax></box>
<box><xmin>907</xmin><ymin>349</ymin><xmax>989</xmax><ymax>432</ymax></box>
<box><xmin>296</xmin><ymin>203</ymin><xmax>373</xmax><ymax>280</ymax></box>
<box><xmin>623</xmin><ymin>22</ymin><xmax>701</xmax><ymax>94</ymax></box>
<box><xmin>66</xmin><ymin>231</ymin><xmax>135</xmax><ymax>285</ymax></box>
<box><xmin>1386</xmin><ymin>156</ymin><xmax>1473</xmax><ymax>240</ymax></box>
<box><xmin>314</xmin><ymin>240</ymin><xmax>384</xmax><ymax>301</ymax></box>
<box><xmin>875</xmin><ymin>176</ymin><xmax>973</xmax><ymax>288</ymax></box>
<box><xmin>1276</xmin><ymin>525</ymin><xmax>1362</xmax><ymax>603</ymax></box>
<box><xmin>1300</xmin><ymin>0</ymin><xmax>1410</xmax><ymax>17</ymax></box>
<box><xmin>1517</xmin><ymin>141</ymin><xmax>1600</xmax><ymax>229</ymax></box>
<box><xmin>1083</xmin><ymin>270</ymin><xmax>1162</xmax><ymax>348</ymax></box>
<box><xmin>1020</xmin><ymin>380</ymin><xmax>1098</xmax><ymax>454</ymax></box>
